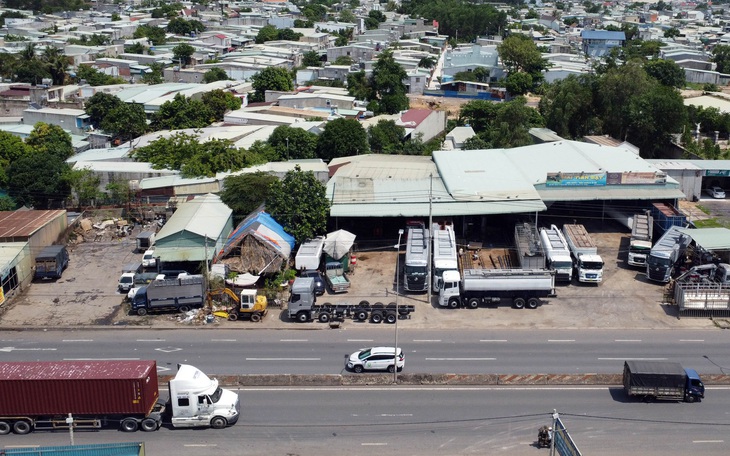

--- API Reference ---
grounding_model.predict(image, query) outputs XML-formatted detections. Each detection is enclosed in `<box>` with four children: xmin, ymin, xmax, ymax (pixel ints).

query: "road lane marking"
<box><xmin>65</xmin><ymin>358</ymin><xmax>139</xmax><ymax>360</ymax></box>
<box><xmin>137</xmin><ymin>339</ymin><xmax>164</xmax><ymax>342</ymax></box>
<box><xmin>0</xmin><ymin>347</ymin><xmax>56</xmax><ymax>352</ymax></box>
<box><xmin>246</xmin><ymin>358</ymin><xmax>320</xmax><ymax>361</ymax></box>
<box><xmin>280</xmin><ymin>339</ymin><xmax>308</xmax><ymax>342</ymax></box>
<box><xmin>693</xmin><ymin>440</ymin><xmax>723</xmax><ymax>443</ymax></box>
<box><xmin>425</xmin><ymin>357</ymin><xmax>495</xmax><ymax>361</ymax></box>
<box><xmin>348</xmin><ymin>339</ymin><xmax>374</xmax><ymax>342</ymax></box>
<box><xmin>184</xmin><ymin>444</ymin><xmax>219</xmax><ymax>447</ymax></box>
<box><xmin>413</xmin><ymin>339</ymin><xmax>441</xmax><ymax>342</ymax></box>
<box><xmin>361</xmin><ymin>443</ymin><xmax>387</xmax><ymax>446</ymax></box>
<box><xmin>381</xmin><ymin>413</ymin><xmax>413</xmax><ymax>417</ymax></box>
<box><xmin>211</xmin><ymin>339</ymin><xmax>236</xmax><ymax>342</ymax></box>
<box><xmin>680</xmin><ymin>339</ymin><xmax>705</xmax><ymax>342</ymax></box>
<box><xmin>548</xmin><ymin>339</ymin><xmax>575</xmax><ymax>342</ymax></box>
<box><xmin>480</xmin><ymin>339</ymin><xmax>507</xmax><ymax>342</ymax></box>
<box><xmin>62</xmin><ymin>339</ymin><xmax>93</xmax><ymax>342</ymax></box>
<box><xmin>614</xmin><ymin>339</ymin><xmax>641</xmax><ymax>342</ymax></box>
<box><xmin>598</xmin><ymin>357</ymin><xmax>667</xmax><ymax>360</ymax></box>
<box><xmin>239</xmin><ymin>386</ymin><xmax>730</xmax><ymax>392</ymax></box>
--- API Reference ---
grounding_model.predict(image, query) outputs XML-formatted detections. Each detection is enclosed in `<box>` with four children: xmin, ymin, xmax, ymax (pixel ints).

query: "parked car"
<box><xmin>300</xmin><ymin>270</ymin><xmax>325</xmax><ymax>295</ymax></box>
<box><xmin>142</xmin><ymin>249</ymin><xmax>156</xmax><ymax>268</ymax></box>
<box><xmin>347</xmin><ymin>347</ymin><xmax>404</xmax><ymax>373</ymax></box>
<box><xmin>706</xmin><ymin>186</ymin><xmax>726</xmax><ymax>199</ymax></box>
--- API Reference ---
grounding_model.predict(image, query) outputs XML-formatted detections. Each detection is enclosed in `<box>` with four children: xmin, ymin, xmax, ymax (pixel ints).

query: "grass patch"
<box><xmin>693</xmin><ymin>218</ymin><xmax>730</xmax><ymax>228</ymax></box>
<box><xmin>695</xmin><ymin>204</ymin><xmax>711</xmax><ymax>214</ymax></box>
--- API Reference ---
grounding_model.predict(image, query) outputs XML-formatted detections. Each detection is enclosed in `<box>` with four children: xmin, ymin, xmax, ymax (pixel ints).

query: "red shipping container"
<box><xmin>0</xmin><ymin>360</ymin><xmax>159</xmax><ymax>417</ymax></box>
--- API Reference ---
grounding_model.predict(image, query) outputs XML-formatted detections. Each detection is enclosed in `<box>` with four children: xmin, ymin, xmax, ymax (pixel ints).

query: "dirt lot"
<box><xmin>0</xmin><ymin>216</ymin><xmax>721</xmax><ymax>331</ymax></box>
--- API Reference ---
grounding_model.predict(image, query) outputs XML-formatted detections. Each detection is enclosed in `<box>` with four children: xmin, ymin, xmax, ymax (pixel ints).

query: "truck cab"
<box><xmin>168</xmin><ymin>364</ymin><xmax>239</xmax><ymax>428</ymax></box>
<box><xmin>438</xmin><ymin>270</ymin><xmax>462</xmax><ymax>307</ymax></box>
<box><xmin>684</xmin><ymin>368</ymin><xmax>705</xmax><ymax>402</ymax></box>
<box><xmin>288</xmin><ymin>278</ymin><xmax>316</xmax><ymax>322</ymax></box>
<box><xmin>575</xmin><ymin>254</ymin><xmax>604</xmax><ymax>283</ymax></box>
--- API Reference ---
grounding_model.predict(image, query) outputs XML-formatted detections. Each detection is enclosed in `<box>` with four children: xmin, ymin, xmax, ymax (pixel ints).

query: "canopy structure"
<box><xmin>678</xmin><ymin>227</ymin><xmax>730</xmax><ymax>251</ymax></box>
<box><xmin>323</xmin><ymin>229</ymin><xmax>356</xmax><ymax>260</ymax></box>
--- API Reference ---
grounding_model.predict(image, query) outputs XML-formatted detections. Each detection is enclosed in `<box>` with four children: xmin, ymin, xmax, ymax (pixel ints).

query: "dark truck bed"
<box><xmin>623</xmin><ymin>360</ymin><xmax>687</xmax><ymax>400</ymax></box>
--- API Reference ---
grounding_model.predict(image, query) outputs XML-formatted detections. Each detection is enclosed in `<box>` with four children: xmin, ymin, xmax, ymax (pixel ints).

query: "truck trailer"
<box><xmin>404</xmin><ymin>223</ymin><xmax>429</xmax><ymax>292</ymax></box>
<box><xmin>514</xmin><ymin>223</ymin><xmax>545</xmax><ymax>270</ymax></box>
<box><xmin>131</xmin><ymin>274</ymin><xmax>206</xmax><ymax>315</ymax></box>
<box><xmin>439</xmin><ymin>268</ymin><xmax>556</xmax><ymax>309</ymax></box>
<box><xmin>628</xmin><ymin>212</ymin><xmax>653</xmax><ymax>267</ymax></box>
<box><xmin>0</xmin><ymin>360</ymin><xmax>239</xmax><ymax>435</ymax></box>
<box><xmin>562</xmin><ymin>224</ymin><xmax>604</xmax><ymax>283</ymax></box>
<box><xmin>295</xmin><ymin>237</ymin><xmax>325</xmax><ymax>271</ymax></box>
<box><xmin>432</xmin><ymin>223</ymin><xmax>458</xmax><ymax>292</ymax></box>
<box><xmin>646</xmin><ymin>225</ymin><xmax>690</xmax><ymax>283</ymax></box>
<box><xmin>539</xmin><ymin>225</ymin><xmax>573</xmax><ymax>282</ymax></box>
<box><xmin>34</xmin><ymin>245</ymin><xmax>69</xmax><ymax>280</ymax></box>
<box><xmin>623</xmin><ymin>360</ymin><xmax>704</xmax><ymax>402</ymax></box>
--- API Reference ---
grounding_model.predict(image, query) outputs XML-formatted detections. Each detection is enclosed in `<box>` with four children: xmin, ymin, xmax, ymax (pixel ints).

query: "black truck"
<box><xmin>623</xmin><ymin>360</ymin><xmax>704</xmax><ymax>403</ymax></box>
<box><xmin>34</xmin><ymin>245</ymin><xmax>69</xmax><ymax>280</ymax></box>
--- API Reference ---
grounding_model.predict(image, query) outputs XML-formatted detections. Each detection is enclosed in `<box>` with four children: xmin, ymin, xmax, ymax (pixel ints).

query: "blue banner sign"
<box><xmin>554</xmin><ymin>416</ymin><xmax>582</xmax><ymax>456</ymax></box>
<box><xmin>546</xmin><ymin>172</ymin><xmax>607</xmax><ymax>187</ymax></box>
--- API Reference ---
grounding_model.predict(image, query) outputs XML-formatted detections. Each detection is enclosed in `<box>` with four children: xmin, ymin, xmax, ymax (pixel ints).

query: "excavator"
<box><xmin>207</xmin><ymin>287</ymin><xmax>268</xmax><ymax>322</ymax></box>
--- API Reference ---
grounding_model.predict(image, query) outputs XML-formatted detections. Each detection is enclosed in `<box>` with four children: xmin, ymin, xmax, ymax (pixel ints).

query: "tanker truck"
<box><xmin>438</xmin><ymin>268</ymin><xmax>556</xmax><ymax>309</ymax></box>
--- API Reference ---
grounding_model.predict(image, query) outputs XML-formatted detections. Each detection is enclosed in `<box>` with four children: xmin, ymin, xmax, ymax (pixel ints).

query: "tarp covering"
<box><xmin>214</xmin><ymin>211</ymin><xmax>294</xmax><ymax>274</ymax></box>
<box><xmin>323</xmin><ymin>229</ymin><xmax>356</xmax><ymax>260</ymax></box>
<box><xmin>623</xmin><ymin>360</ymin><xmax>686</xmax><ymax>388</ymax></box>
<box><xmin>678</xmin><ymin>227</ymin><xmax>730</xmax><ymax>251</ymax></box>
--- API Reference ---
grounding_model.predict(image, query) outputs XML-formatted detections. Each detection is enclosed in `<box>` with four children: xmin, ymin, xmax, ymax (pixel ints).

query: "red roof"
<box><xmin>400</xmin><ymin>109</ymin><xmax>432</xmax><ymax>126</ymax></box>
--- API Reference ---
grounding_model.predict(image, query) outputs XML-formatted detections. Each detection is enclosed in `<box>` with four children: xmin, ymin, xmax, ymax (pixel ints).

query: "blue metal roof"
<box><xmin>581</xmin><ymin>30</ymin><xmax>626</xmax><ymax>40</ymax></box>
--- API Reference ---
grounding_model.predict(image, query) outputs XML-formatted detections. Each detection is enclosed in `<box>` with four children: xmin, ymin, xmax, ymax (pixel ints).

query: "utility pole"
<box><xmin>427</xmin><ymin>173</ymin><xmax>433</xmax><ymax>305</ymax></box>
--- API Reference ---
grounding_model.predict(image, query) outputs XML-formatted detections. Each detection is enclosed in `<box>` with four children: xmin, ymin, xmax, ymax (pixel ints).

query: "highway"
<box><xmin>3</xmin><ymin>386</ymin><xmax>730</xmax><ymax>455</ymax></box>
<box><xmin>2</xmin><ymin>328</ymin><xmax>730</xmax><ymax>375</ymax></box>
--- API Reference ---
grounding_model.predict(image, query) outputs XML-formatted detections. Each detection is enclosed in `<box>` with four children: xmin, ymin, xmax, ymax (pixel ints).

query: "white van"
<box><xmin>142</xmin><ymin>249</ymin><xmax>157</xmax><ymax>268</ymax></box>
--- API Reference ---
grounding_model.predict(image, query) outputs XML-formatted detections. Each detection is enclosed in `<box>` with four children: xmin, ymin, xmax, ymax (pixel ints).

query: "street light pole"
<box><xmin>394</xmin><ymin>228</ymin><xmax>404</xmax><ymax>384</ymax></box>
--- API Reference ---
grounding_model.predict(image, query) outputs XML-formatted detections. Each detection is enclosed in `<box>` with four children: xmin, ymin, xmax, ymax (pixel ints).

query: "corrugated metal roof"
<box><xmin>581</xmin><ymin>30</ymin><xmax>626</xmax><ymax>40</ymax></box>
<box><xmin>153</xmin><ymin>245</ymin><xmax>208</xmax><ymax>262</ymax></box>
<box><xmin>0</xmin><ymin>242</ymin><xmax>28</xmax><ymax>277</ymax></box>
<box><xmin>678</xmin><ymin>227</ymin><xmax>730</xmax><ymax>250</ymax></box>
<box><xmin>73</xmin><ymin>161</ymin><xmax>179</xmax><ymax>174</ymax></box>
<box><xmin>0</xmin><ymin>210</ymin><xmax>66</xmax><ymax>240</ymax></box>
<box><xmin>156</xmin><ymin>194</ymin><xmax>232</xmax><ymax>241</ymax></box>
<box><xmin>645</xmin><ymin>159</ymin><xmax>702</xmax><ymax>171</ymax></box>
<box><xmin>66</xmin><ymin>147</ymin><xmax>132</xmax><ymax>164</ymax></box>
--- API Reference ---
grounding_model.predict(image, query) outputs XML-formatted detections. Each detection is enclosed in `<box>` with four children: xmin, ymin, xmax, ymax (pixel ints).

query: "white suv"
<box><xmin>347</xmin><ymin>347</ymin><xmax>404</xmax><ymax>373</ymax></box>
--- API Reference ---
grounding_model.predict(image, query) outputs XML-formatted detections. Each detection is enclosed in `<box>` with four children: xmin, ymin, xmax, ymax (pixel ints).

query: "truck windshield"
<box><xmin>405</xmin><ymin>265</ymin><xmax>427</xmax><ymax>275</ymax></box>
<box><xmin>210</xmin><ymin>387</ymin><xmax>223</xmax><ymax>403</ymax></box>
<box><xmin>649</xmin><ymin>257</ymin><xmax>672</xmax><ymax>267</ymax></box>
<box><xmin>553</xmin><ymin>261</ymin><xmax>572</xmax><ymax>269</ymax></box>
<box><xmin>580</xmin><ymin>261</ymin><xmax>604</xmax><ymax>270</ymax></box>
<box><xmin>630</xmin><ymin>245</ymin><xmax>651</xmax><ymax>253</ymax></box>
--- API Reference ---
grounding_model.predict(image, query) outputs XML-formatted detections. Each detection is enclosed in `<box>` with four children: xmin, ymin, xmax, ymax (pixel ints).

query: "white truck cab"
<box><xmin>169</xmin><ymin>364</ymin><xmax>240</xmax><ymax>429</ymax></box>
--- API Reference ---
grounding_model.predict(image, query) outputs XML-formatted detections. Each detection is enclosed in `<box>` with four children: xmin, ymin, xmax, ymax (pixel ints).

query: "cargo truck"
<box><xmin>288</xmin><ymin>277</ymin><xmax>413</xmax><ymax>323</ymax></box>
<box><xmin>34</xmin><ymin>245</ymin><xmax>69</xmax><ymax>280</ymax></box>
<box><xmin>562</xmin><ymin>224</ymin><xmax>604</xmax><ymax>283</ymax></box>
<box><xmin>432</xmin><ymin>222</ymin><xmax>458</xmax><ymax>292</ymax></box>
<box><xmin>439</xmin><ymin>268</ymin><xmax>556</xmax><ymax>309</ymax></box>
<box><xmin>674</xmin><ymin>263</ymin><xmax>730</xmax><ymax>314</ymax></box>
<box><xmin>646</xmin><ymin>225</ymin><xmax>690</xmax><ymax>283</ymax></box>
<box><xmin>0</xmin><ymin>360</ymin><xmax>239</xmax><ymax>435</ymax></box>
<box><xmin>131</xmin><ymin>274</ymin><xmax>206</xmax><ymax>315</ymax></box>
<box><xmin>623</xmin><ymin>360</ymin><xmax>704</xmax><ymax>402</ymax></box>
<box><xmin>135</xmin><ymin>231</ymin><xmax>156</xmax><ymax>253</ymax></box>
<box><xmin>404</xmin><ymin>222</ymin><xmax>429</xmax><ymax>292</ymax></box>
<box><xmin>539</xmin><ymin>225</ymin><xmax>573</xmax><ymax>282</ymax></box>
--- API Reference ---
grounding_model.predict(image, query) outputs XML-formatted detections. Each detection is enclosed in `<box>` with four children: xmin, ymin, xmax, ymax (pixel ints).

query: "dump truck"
<box><xmin>623</xmin><ymin>360</ymin><xmax>704</xmax><ymax>402</ymax></box>
<box><xmin>324</xmin><ymin>261</ymin><xmax>350</xmax><ymax>293</ymax></box>
<box><xmin>439</xmin><ymin>268</ymin><xmax>556</xmax><ymax>309</ymax></box>
<box><xmin>287</xmin><ymin>277</ymin><xmax>414</xmax><ymax>323</ymax></box>
<box><xmin>207</xmin><ymin>287</ymin><xmax>268</xmax><ymax>322</ymax></box>
<box><xmin>0</xmin><ymin>360</ymin><xmax>239</xmax><ymax>435</ymax></box>
<box><xmin>432</xmin><ymin>222</ymin><xmax>458</xmax><ymax>292</ymax></box>
<box><xmin>539</xmin><ymin>225</ymin><xmax>573</xmax><ymax>282</ymax></box>
<box><xmin>562</xmin><ymin>224</ymin><xmax>604</xmax><ymax>283</ymax></box>
<box><xmin>34</xmin><ymin>245</ymin><xmax>69</xmax><ymax>280</ymax></box>
<box><xmin>131</xmin><ymin>274</ymin><xmax>206</xmax><ymax>316</ymax></box>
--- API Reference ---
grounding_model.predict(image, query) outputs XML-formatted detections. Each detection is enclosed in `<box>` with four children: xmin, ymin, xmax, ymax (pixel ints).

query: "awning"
<box><xmin>678</xmin><ymin>227</ymin><xmax>730</xmax><ymax>250</ymax></box>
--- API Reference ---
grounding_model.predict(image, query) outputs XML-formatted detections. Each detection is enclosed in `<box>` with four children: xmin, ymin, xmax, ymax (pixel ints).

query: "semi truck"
<box><xmin>514</xmin><ymin>223</ymin><xmax>545</xmax><ymax>269</ymax></box>
<box><xmin>562</xmin><ymin>224</ymin><xmax>604</xmax><ymax>283</ymax></box>
<box><xmin>287</xmin><ymin>277</ymin><xmax>414</xmax><ymax>323</ymax></box>
<box><xmin>295</xmin><ymin>237</ymin><xmax>324</xmax><ymax>271</ymax></box>
<box><xmin>34</xmin><ymin>245</ymin><xmax>69</xmax><ymax>280</ymax></box>
<box><xmin>606</xmin><ymin>207</ymin><xmax>654</xmax><ymax>267</ymax></box>
<box><xmin>438</xmin><ymin>268</ymin><xmax>556</xmax><ymax>309</ymax></box>
<box><xmin>673</xmin><ymin>263</ymin><xmax>730</xmax><ymax>314</ymax></box>
<box><xmin>432</xmin><ymin>222</ymin><xmax>458</xmax><ymax>292</ymax></box>
<box><xmin>539</xmin><ymin>225</ymin><xmax>573</xmax><ymax>282</ymax></box>
<box><xmin>404</xmin><ymin>222</ymin><xmax>429</xmax><ymax>292</ymax></box>
<box><xmin>0</xmin><ymin>360</ymin><xmax>239</xmax><ymax>435</ymax></box>
<box><xmin>622</xmin><ymin>360</ymin><xmax>704</xmax><ymax>402</ymax></box>
<box><xmin>646</xmin><ymin>225</ymin><xmax>690</xmax><ymax>283</ymax></box>
<box><xmin>131</xmin><ymin>274</ymin><xmax>206</xmax><ymax>315</ymax></box>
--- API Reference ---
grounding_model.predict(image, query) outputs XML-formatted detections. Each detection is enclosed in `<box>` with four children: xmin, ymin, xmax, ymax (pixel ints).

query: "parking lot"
<box><xmin>0</xmin><ymin>214</ymin><xmax>721</xmax><ymax>331</ymax></box>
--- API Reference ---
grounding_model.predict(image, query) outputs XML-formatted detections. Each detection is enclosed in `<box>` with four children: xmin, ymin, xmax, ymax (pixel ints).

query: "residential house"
<box><xmin>441</xmin><ymin>44</ymin><xmax>504</xmax><ymax>83</ymax></box>
<box><xmin>581</xmin><ymin>30</ymin><xmax>626</xmax><ymax>57</ymax></box>
<box><xmin>23</xmin><ymin>107</ymin><xmax>91</xmax><ymax>135</ymax></box>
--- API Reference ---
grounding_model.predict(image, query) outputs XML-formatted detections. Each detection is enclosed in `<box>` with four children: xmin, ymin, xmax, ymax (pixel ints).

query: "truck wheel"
<box><xmin>318</xmin><ymin>312</ymin><xmax>331</xmax><ymax>323</ymax></box>
<box><xmin>468</xmin><ymin>298</ymin><xmax>479</xmax><ymax>309</ymax></box>
<box><xmin>179</xmin><ymin>306</ymin><xmax>191</xmax><ymax>313</ymax></box>
<box><xmin>136</xmin><ymin>308</ymin><xmax>148</xmax><ymax>316</ymax></box>
<box><xmin>385</xmin><ymin>312</ymin><xmax>397</xmax><ymax>324</ymax></box>
<box><xmin>686</xmin><ymin>394</ymin><xmax>697</xmax><ymax>403</ymax></box>
<box><xmin>227</xmin><ymin>312</ymin><xmax>239</xmax><ymax>321</ymax></box>
<box><xmin>358</xmin><ymin>300</ymin><xmax>370</xmax><ymax>307</ymax></box>
<box><xmin>513</xmin><ymin>298</ymin><xmax>526</xmax><ymax>309</ymax></box>
<box><xmin>354</xmin><ymin>365</ymin><xmax>364</xmax><ymax>373</ymax></box>
<box><xmin>12</xmin><ymin>420</ymin><xmax>31</xmax><ymax>435</ymax></box>
<box><xmin>141</xmin><ymin>418</ymin><xmax>158</xmax><ymax>432</ymax></box>
<box><xmin>210</xmin><ymin>416</ymin><xmax>227</xmax><ymax>429</ymax></box>
<box><xmin>527</xmin><ymin>298</ymin><xmax>540</xmax><ymax>309</ymax></box>
<box><xmin>0</xmin><ymin>421</ymin><xmax>10</xmax><ymax>435</ymax></box>
<box><xmin>121</xmin><ymin>418</ymin><xmax>138</xmax><ymax>432</ymax></box>
<box><xmin>296</xmin><ymin>311</ymin><xmax>309</xmax><ymax>323</ymax></box>
<box><xmin>250</xmin><ymin>313</ymin><xmax>262</xmax><ymax>322</ymax></box>
<box><xmin>355</xmin><ymin>310</ymin><xmax>368</xmax><ymax>321</ymax></box>
<box><xmin>448</xmin><ymin>299</ymin><xmax>459</xmax><ymax>309</ymax></box>
<box><xmin>370</xmin><ymin>311</ymin><xmax>383</xmax><ymax>323</ymax></box>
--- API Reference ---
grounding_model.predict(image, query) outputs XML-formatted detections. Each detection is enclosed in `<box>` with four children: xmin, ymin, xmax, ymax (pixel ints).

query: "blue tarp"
<box><xmin>215</xmin><ymin>211</ymin><xmax>295</xmax><ymax>261</ymax></box>
<box><xmin>2</xmin><ymin>443</ymin><xmax>145</xmax><ymax>456</ymax></box>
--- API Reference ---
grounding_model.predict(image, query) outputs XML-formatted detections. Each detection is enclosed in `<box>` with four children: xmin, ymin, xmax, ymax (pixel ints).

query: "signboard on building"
<box><xmin>606</xmin><ymin>171</ymin><xmax>667</xmax><ymax>185</ymax></box>
<box><xmin>546</xmin><ymin>172</ymin><xmax>607</xmax><ymax>187</ymax></box>
<box><xmin>705</xmin><ymin>170</ymin><xmax>730</xmax><ymax>177</ymax></box>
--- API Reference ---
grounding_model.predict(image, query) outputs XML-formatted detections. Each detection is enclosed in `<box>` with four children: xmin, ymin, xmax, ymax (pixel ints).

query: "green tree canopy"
<box><xmin>266</xmin><ymin>165</ymin><xmax>330</xmax><ymax>244</ymax></box>
<box><xmin>267</xmin><ymin>125</ymin><xmax>319</xmax><ymax>160</ymax></box>
<box><xmin>203</xmin><ymin>67</ymin><xmax>230</xmax><ymax>83</ymax></box>
<box><xmin>644</xmin><ymin>59</ymin><xmax>686</xmax><ymax>88</ymax></box>
<box><xmin>201</xmin><ymin>89</ymin><xmax>243</xmax><ymax>122</ymax></box>
<box><xmin>26</xmin><ymin>123</ymin><xmax>74</xmax><ymax>160</ymax></box>
<box><xmin>172</xmin><ymin>43</ymin><xmax>196</xmax><ymax>68</ymax></box>
<box><xmin>220</xmin><ymin>171</ymin><xmax>278</xmax><ymax>221</ymax></box>
<box><xmin>316</xmin><ymin>118</ymin><xmax>370</xmax><ymax>161</ymax></box>
<box><xmin>0</xmin><ymin>131</ymin><xmax>31</xmax><ymax>187</ymax></box>
<box><xmin>84</xmin><ymin>92</ymin><xmax>123</xmax><ymax>128</ymax></box>
<box><xmin>497</xmin><ymin>34</ymin><xmax>548</xmax><ymax>75</ymax></box>
<box><xmin>370</xmin><ymin>50</ymin><xmax>409</xmax><ymax>114</ymax></box>
<box><xmin>302</xmin><ymin>50</ymin><xmax>322</xmax><ymax>67</ymax></box>
<box><xmin>255</xmin><ymin>25</ymin><xmax>279</xmax><ymax>44</ymax></box>
<box><xmin>8</xmin><ymin>152</ymin><xmax>70</xmax><ymax>209</ymax></box>
<box><xmin>101</xmin><ymin>103</ymin><xmax>147</xmax><ymax>143</ymax></box>
<box><xmin>712</xmin><ymin>45</ymin><xmax>730</xmax><ymax>74</ymax></box>
<box><xmin>505</xmin><ymin>72</ymin><xmax>533</xmax><ymax>96</ymax></box>
<box><xmin>167</xmin><ymin>17</ymin><xmax>205</xmax><ymax>36</ymax></box>
<box><xmin>67</xmin><ymin>167</ymin><xmax>102</xmax><ymax>207</ymax></box>
<box><xmin>368</xmin><ymin>119</ymin><xmax>405</xmax><ymax>153</ymax></box>
<box><xmin>250</xmin><ymin>66</ymin><xmax>294</xmax><ymax>102</ymax></box>
<box><xmin>399</xmin><ymin>0</ymin><xmax>507</xmax><ymax>43</ymax></box>
<box><xmin>75</xmin><ymin>65</ymin><xmax>125</xmax><ymax>86</ymax></box>
<box><xmin>539</xmin><ymin>74</ymin><xmax>601</xmax><ymax>139</ymax></box>
<box><xmin>150</xmin><ymin>94</ymin><xmax>213</xmax><ymax>130</ymax></box>
<box><xmin>133</xmin><ymin>25</ymin><xmax>167</xmax><ymax>46</ymax></box>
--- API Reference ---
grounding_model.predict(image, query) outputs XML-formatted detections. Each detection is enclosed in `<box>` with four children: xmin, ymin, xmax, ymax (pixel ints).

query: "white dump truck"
<box><xmin>439</xmin><ymin>268</ymin><xmax>556</xmax><ymax>309</ymax></box>
<box><xmin>539</xmin><ymin>225</ymin><xmax>573</xmax><ymax>283</ymax></box>
<box><xmin>562</xmin><ymin>224</ymin><xmax>604</xmax><ymax>283</ymax></box>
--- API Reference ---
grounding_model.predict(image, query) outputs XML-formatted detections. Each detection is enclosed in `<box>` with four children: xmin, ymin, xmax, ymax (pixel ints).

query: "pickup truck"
<box><xmin>324</xmin><ymin>261</ymin><xmax>350</xmax><ymax>293</ymax></box>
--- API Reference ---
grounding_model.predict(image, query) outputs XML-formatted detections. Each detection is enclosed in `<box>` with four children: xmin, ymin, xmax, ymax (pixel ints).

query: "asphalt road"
<box><xmin>3</xmin><ymin>386</ymin><xmax>730</xmax><ymax>455</ymax></box>
<box><xmin>3</xmin><ymin>328</ymin><xmax>730</xmax><ymax>376</ymax></box>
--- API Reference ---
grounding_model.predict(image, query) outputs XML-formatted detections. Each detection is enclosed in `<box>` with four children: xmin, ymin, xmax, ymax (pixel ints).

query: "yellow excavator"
<box><xmin>207</xmin><ymin>288</ymin><xmax>268</xmax><ymax>322</ymax></box>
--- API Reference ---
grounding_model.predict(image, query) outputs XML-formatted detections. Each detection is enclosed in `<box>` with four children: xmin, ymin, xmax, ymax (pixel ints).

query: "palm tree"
<box><xmin>42</xmin><ymin>46</ymin><xmax>68</xmax><ymax>85</ymax></box>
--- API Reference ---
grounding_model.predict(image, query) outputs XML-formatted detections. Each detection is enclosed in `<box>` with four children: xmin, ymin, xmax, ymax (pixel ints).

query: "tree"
<box><xmin>505</xmin><ymin>72</ymin><xmax>533</xmax><ymax>96</ymax></box>
<box><xmin>203</xmin><ymin>67</ymin><xmax>230</xmax><ymax>83</ymax></box>
<box><xmin>368</xmin><ymin>120</ymin><xmax>405</xmax><ymax>153</ymax></box>
<box><xmin>418</xmin><ymin>56</ymin><xmax>436</xmax><ymax>69</ymax></box>
<box><xmin>497</xmin><ymin>35</ymin><xmax>548</xmax><ymax>76</ymax></box>
<box><xmin>346</xmin><ymin>70</ymin><xmax>373</xmax><ymax>101</ymax></box>
<box><xmin>302</xmin><ymin>50</ymin><xmax>322</xmax><ymax>67</ymax></box>
<box><xmin>370</xmin><ymin>50</ymin><xmax>409</xmax><ymax>114</ymax></box>
<box><xmin>167</xmin><ymin>17</ymin><xmax>205</xmax><ymax>36</ymax></box>
<box><xmin>140</xmin><ymin>63</ymin><xmax>164</xmax><ymax>84</ymax></box>
<box><xmin>133</xmin><ymin>25</ymin><xmax>166</xmax><ymax>46</ymax></box>
<box><xmin>101</xmin><ymin>103</ymin><xmax>147</xmax><ymax>142</ymax></box>
<box><xmin>173</xmin><ymin>43</ymin><xmax>195</xmax><ymax>68</ymax></box>
<box><xmin>255</xmin><ymin>24</ymin><xmax>279</xmax><ymax>44</ymax></box>
<box><xmin>598</xmin><ymin>62</ymin><xmax>654</xmax><ymax>142</ymax></box>
<box><xmin>712</xmin><ymin>45</ymin><xmax>730</xmax><ymax>74</ymax></box>
<box><xmin>0</xmin><ymin>131</ymin><xmax>31</xmax><ymax>187</ymax></box>
<box><xmin>316</xmin><ymin>118</ymin><xmax>370</xmax><ymax>161</ymax></box>
<box><xmin>644</xmin><ymin>59</ymin><xmax>686</xmax><ymax>88</ymax></box>
<box><xmin>127</xmin><ymin>42</ymin><xmax>146</xmax><ymax>54</ymax></box>
<box><xmin>338</xmin><ymin>9</ymin><xmax>356</xmax><ymax>23</ymax></box>
<box><xmin>266</xmin><ymin>165</ymin><xmax>330</xmax><ymax>244</ymax></box>
<box><xmin>85</xmin><ymin>92</ymin><xmax>123</xmax><ymax>128</ymax></box>
<box><xmin>539</xmin><ymin>74</ymin><xmax>601</xmax><ymax>139</ymax></box>
<box><xmin>42</xmin><ymin>46</ymin><xmax>68</xmax><ymax>85</ymax></box>
<box><xmin>67</xmin><ymin>167</ymin><xmax>102</xmax><ymax>206</ymax></box>
<box><xmin>150</xmin><ymin>94</ymin><xmax>212</xmax><ymax>131</ymax></box>
<box><xmin>75</xmin><ymin>65</ymin><xmax>125</xmax><ymax>86</ymax></box>
<box><xmin>250</xmin><ymin>66</ymin><xmax>294</xmax><ymax>102</ymax></box>
<box><xmin>268</xmin><ymin>125</ymin><xmax>319</xmax><ymax>160</ymax></box>
<box><xmin>277</xmin><ymin>28</ymin><xmax>303</xmax><ymax>41</ymax></box>
<box><xmin>8</xmin><ymin>152</ymin><xmax>70</xmax><ymax>208</ymax></box>
<box><xmin>201</xmin><ymin>89</ymin><xmax>242</xmax><ymax>121</ymax></box>
<box><xmin>624</xmin><ymin>84</ymin><xmax>687</xmax><ymax>158</ymax></box>
<box><xmin>220</xmin><ymin>172</ymin><xmax>278</xmax><ymax>220</ymax></box>
<box><xmin>334</xmin><ymin>56</ymin><xmax>353</xmax><ymax>66</ymax></box>
<box><xmin>26</xmin><ymin>123</ymin><xmax>74</xmax><ymax>160</ymax></box>
<box><xmin>459</xmin><ymin>100</ymin><xmax>500</xmax><ymax>133</ymax></box>
<box><xmin>664</xmin><ymin>27</ymin><xmax>680</xmax><ymax>39</ymax></box>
